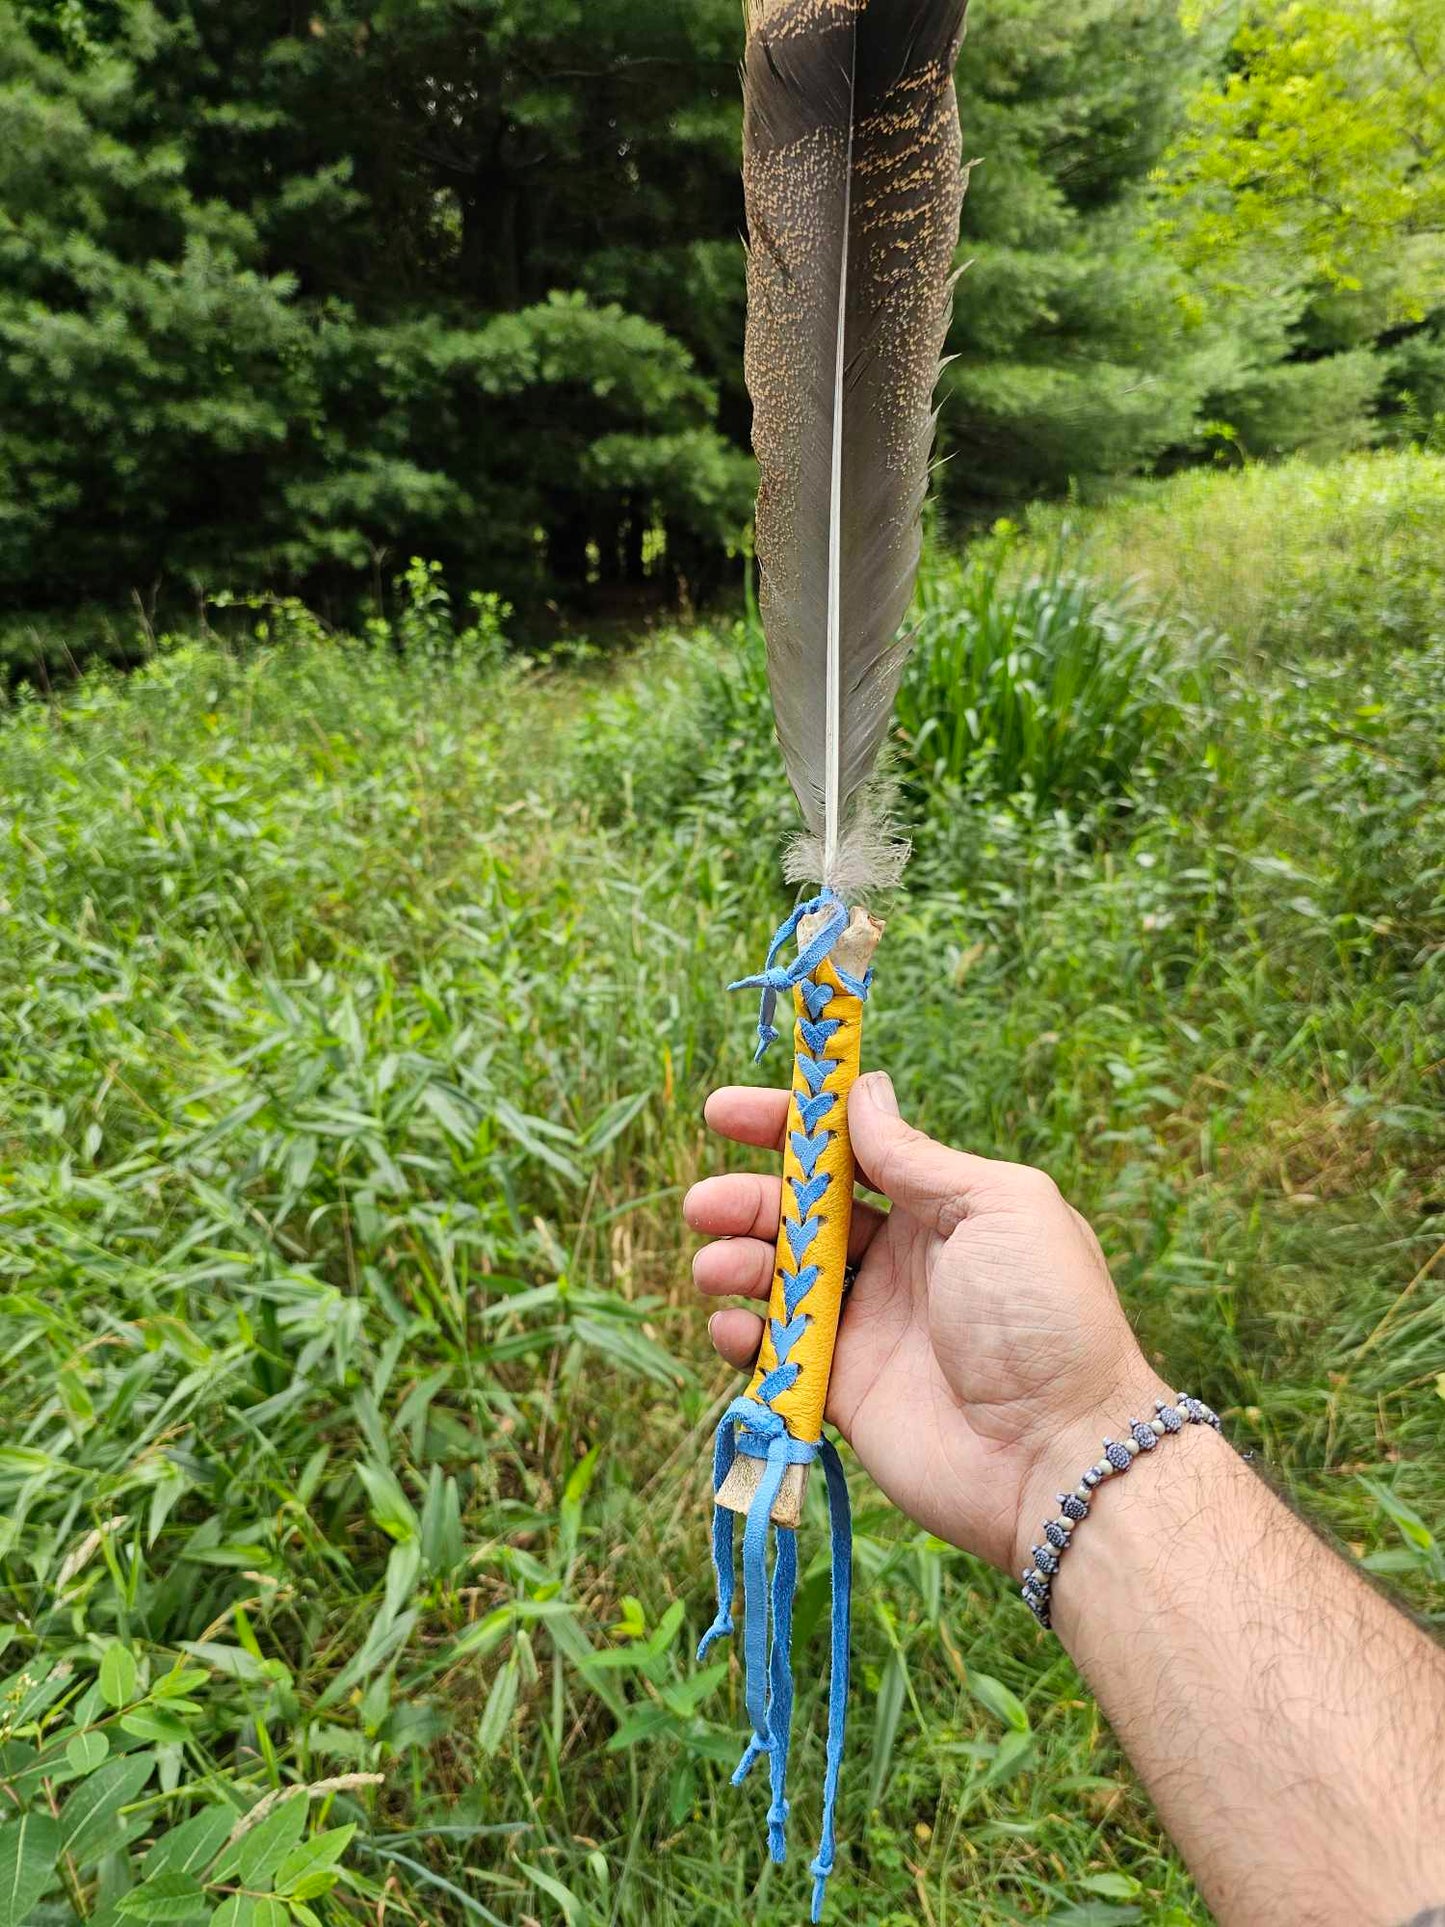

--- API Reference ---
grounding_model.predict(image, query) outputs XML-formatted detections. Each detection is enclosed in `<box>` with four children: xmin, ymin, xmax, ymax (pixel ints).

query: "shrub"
<box><xmin>895</xmin><ymin>544</ymin><xmax>1197</xmax><ymax>811</ymax></box>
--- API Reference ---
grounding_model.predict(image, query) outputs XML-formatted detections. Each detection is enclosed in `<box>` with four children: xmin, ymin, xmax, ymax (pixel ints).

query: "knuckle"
<box><xmin>871</xmin><ymin>1119</ymin><xmax>925</xmax><ymax>1186</ymax></box>
<box><xmin>1006</xmin><ymin>1163</ymin><xmax>1063</xmax><ymax>1208</ymax></box>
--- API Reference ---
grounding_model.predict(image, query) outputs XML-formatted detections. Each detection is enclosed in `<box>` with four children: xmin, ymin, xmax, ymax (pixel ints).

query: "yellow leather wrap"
<box><xmin>743</xmin><ymin>956</ymin><xmax>864</xmax><ymax>1444</ymax></box>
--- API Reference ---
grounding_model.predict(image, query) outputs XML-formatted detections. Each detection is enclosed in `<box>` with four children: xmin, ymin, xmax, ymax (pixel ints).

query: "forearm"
<box><xmin>1018</xmin><ymin>1383</ymin><xmax>1445</xmax><ymax>1926</ymax></box>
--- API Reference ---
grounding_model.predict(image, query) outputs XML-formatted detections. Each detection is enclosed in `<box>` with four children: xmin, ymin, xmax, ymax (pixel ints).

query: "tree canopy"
<box><xmin>0</xmin><ymin>0</ymin><xmax>1438</xmax><ymax>626</ymax></box>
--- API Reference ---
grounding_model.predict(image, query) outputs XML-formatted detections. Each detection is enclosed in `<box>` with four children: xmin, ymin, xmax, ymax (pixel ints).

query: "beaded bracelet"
<box><xmin>1020</xmin><ymin>1394</ymin><xmax>1222</xmax><ymax>1629</ymax></box>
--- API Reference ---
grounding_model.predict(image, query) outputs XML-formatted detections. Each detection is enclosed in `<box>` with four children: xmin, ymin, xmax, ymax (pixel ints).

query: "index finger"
<box><xmin>703</xmin><ymin>1085</ymin><xmax>790</xmax><ymax>1150</ymax></box>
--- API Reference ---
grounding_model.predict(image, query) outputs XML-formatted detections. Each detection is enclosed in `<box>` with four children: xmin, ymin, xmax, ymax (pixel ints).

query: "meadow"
<box><xmin>1</xmin><ymin>451</ymin><xmax>1442</xmax><ymax>1926</ymax></box>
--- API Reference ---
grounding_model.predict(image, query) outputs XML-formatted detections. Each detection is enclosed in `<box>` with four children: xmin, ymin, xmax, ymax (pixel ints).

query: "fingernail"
<box><xmin>860</xmin><ymin>1071</ymin><xmax>899</xmax><ymax>1116</ymax></box>
<box><xmin>707</xmin><ymin>1312</ymin><xmax>720</xmax><ymax>1341</ymax></box>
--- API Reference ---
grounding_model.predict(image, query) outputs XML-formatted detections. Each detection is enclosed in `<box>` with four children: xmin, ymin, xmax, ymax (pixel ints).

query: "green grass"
<box><xmin>0</xmin><ymin>452</ymin><xmax>1442</xmax><ymax>1926</ymax></box>
<box><xmin>1016</xmin><ymin>448</ymin><xmax>1445</xmax><ymax>659</ymax></box>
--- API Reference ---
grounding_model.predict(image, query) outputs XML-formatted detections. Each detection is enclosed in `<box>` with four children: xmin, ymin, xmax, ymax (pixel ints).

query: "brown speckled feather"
<box><xmin>743</xmin><ymin>0</ymin><xmax>968</xmax><ymax>891</ymax></box>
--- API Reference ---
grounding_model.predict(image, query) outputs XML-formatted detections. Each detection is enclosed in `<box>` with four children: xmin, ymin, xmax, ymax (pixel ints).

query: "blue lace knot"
<box><xmin>729</xmin><ymin>889</ymin><xmax>850</xmax><ymax>1060</ymax></box>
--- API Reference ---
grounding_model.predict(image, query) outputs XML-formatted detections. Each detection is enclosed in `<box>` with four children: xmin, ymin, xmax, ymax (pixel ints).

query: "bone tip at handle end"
<box><xmin>795</xmin><ymin>903</ymin><xmax>884</xmax><ymax>978</ymax></box>
<box><xmin>716</xmin><ymin>1453</ymin><xmax>809</xmax><ymax>1527</ymax></box>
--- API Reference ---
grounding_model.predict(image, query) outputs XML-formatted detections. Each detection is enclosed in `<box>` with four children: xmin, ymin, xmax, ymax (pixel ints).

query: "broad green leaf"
<box><xmin>0</xmin><ymin>1810</ymin><xmax>61</xmax><ymax>1927</ymax></box>
<box><xmin>208</xmin><ymin>1900</ymin><xmax>252</xmax><ymax>1927</ymax></box>
<box><xmin>286</xmin><ymin>1868</ymin><xmax>342</xmax><ymax>1903</ymax></box>
<box><xmin>66</xmin><ymin>1729</ymin><xmax>110</xmax><ymax>1774</ymax></box>
<box><xmin>356</xmin><ymin>1465</ymin><xmax>419</xmax><ymax>1544</ymax></box>
<box><xmin>668</xmin><ymin>1764</ymin><xmax>696</xmax><ymax>1829</ymax></box>
<box><xmin>1081</xmin><ymin>1874</ymin><xmax>1142</xmax><ymax>1900</ymax></box>
<box><xmin>99</xmin><ymin>1645</ymin><xmax>139</xmax><ymax>1709</ymax></box>
<box><xmin>450</xmin><ymin>1609</ymin><xmax>513</xmax><ymax>1663</ymax></box>
<box><xmin>967</xmin><ymin>1671</ymin><xmax>1031</xmax><ymax>1734</ymax></box>
<box><xmin>419</xmin><ymin>1469</ymin><xmax>464</xmax><ymax>1575</ymax></box>
<box><xmin>274</xmin><ymin>1824</ymin><xmax>354</xmax><ymax>1895</ymax></box>
<box><xmin>91</xmin><ymin>1842</ymin><xmax>137</xmax><ymax>1925</ymax></box>
<box><xmin>477</xmin><ymin>1656</ymin><xmax>519</xmax><ymax>1758</ymax></box>
<box><xmin>0</xmin><ymin>1743</ymin><xmax>41</xmax><ymax>1799</ymax></box>
<box><xmin>492</xmin><ymin>1098</ymin><xmax>582</xmax><ymax>1181</ymax></box>
<box><xmin>121</xmin><ymin>1707</ymin><xmax>192</xmax><ymax>1745</ymax></box>
<box><xmin>141</xmin><ymin>1806</ymin><xmax>235</xmax><ymax>1882</ymax></box>
<box><xmin>866</xmin><ymin>1650</ymin><xmax>908</xmax><ymax>1811</ymax></box>
<box><xmin>315</xmin><ymin>1608</ymin><xmax>417</xmax><ymax>1711</ymax></box>
<box><xmin>558</xmin><ymin>1445</ymin><xmax>600</xmax><ymax>1565</ymax></box>
<box><xmin>569</xmin><ymin>1318</ymin><xmax>682</xmax><ymax>1388</ymax></box>
<box><xmin>60</xmin><ymin>1753</ymin><xmax>158</xmax><ymax>1865</ymax></box>
<box><xmin>545</xmin><ymin>1612</ymin><xmax>627</xmax><ymax>1720</ymax></box>
<box><xmin>1366</xmin><ymin>1481</ymin><xmax>1434</xmax><ymax>1549</ymax></box>
<box><xmin>9</xmin><ymin>1665</ymin><xmax>72</xmax><ymax>1730</ymax></box>
<box><xmin>209</xmin><ymin>1796</ymin><xmax>307</xmax><ymax>1889</ymax></box>
<box><xmin>115</xmin><ymin>1869</ymin><xmax>208</xmax><ymax>1920</ymax></box>
<box><xmin>981</xmin><ymin>1727</ymin><xmax>1035</xmax><ymax>1790</ymax></box>
<box><xmin>659</xmin><ymin>1661</ymin><xmax>729</xmax><ymax>1718</ymax></box>
<box><xmin>150</xmin><ymin>1670</ymin><xmax>210</xmax><ymax>1701</ymax></box>
<box><xmin>383</xmin><ymin>1538</ymin><xmax>422</xmax><ymax>1621</ymax></box>
<box><xmin>0</xmin><ymin>1448</ymin><xmax>67</xmax><ymax>1477</ymax></box>
<box><xmin>609</xmin><ymin>1597</ymin><xmax>645</xmax><ymax>1640</ymax></box>
<box><xmin>605</xmin><ymin>1703</ymin><xmax>677</xmax><ymax>1752</ymax></box>
<box><xmin>517</xmin><ymin>1860</ymin><xmax>587</xmax><ymax>1926</ymax></box>
<box><xmin>580</xmin><ymin>1089</ymin><xmax>650</xmax><ymax>1156</ymax></box>
<box><xmin>419</xmin><ymin>1085</ymin><xmax>475</xmax><ymax>1148</ymax></box>
<box><xmin>642</xmin><ymin>1601</ymin><xmax>686</xmax><ymax>1661</ymax></box>
<box><xmin>578</xmin><ymin>1647</ymin><xmax>659</xmax><ymax>1675</ymax></box>
<box><xmin>1045</xmin><ymin>1906</ymin><xmax>1142</xmax><ymax>1926</ymax></box>
<box><xmin>179</xmin><ymin>1545</ymin><xmax>273</xmax><ymax>1570</ymax></box>
<box><xmin>176</xmin><ymin>1643</ymin><xmax>268</xmax><ymax>1683</ymax></box>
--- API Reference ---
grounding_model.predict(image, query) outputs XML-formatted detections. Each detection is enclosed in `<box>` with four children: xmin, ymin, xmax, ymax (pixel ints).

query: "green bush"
<box><xmin>895</xmin><ymin>545</ymin><xmax>1199</xmax><ymax>811</ymax></box>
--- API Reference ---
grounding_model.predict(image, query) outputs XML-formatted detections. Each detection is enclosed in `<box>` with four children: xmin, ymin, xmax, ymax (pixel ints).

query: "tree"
<box><xmin>0</xmin><ymin>0</ymin><xmax>752</xmax><ymax>621</ymax></box>
<box><xmin>1156</xmin><ymin>0</ymin><xmax>1445</xmax><ymax>454</ymax></box>
<box><xmin>2</xmin><ymin>0</ymin><xmax>1434</xmax><ymax>629</ymax></box>
<box><xmin>938</xmin><ymin>0</ymin><xmax>1224</xmax><ymax>510</ymax></box>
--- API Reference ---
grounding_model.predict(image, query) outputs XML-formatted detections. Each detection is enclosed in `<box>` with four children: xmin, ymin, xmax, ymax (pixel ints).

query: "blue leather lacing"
<box><xmin>700</xmin><ymin>889</ymin><xmax>867</xmax><ymax>1919</ymax></box>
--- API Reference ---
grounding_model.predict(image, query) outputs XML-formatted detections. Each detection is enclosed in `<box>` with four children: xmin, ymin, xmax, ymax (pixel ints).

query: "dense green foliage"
<box><xmin>1</xmin><ymin>454</ymin><xmax>1441</xmax><ymax>1922</ymax></box>
<box><xmin>1</xmin><ymin>0</ymin><xmax>1439</xmax><ymax>633</ymax></box>
<box><xmin>1156</xmin><ymin>0</ymin><xmax>1445</xmax><ymax>455</ymax></box>
<box><xmin>0</xmin><ymin>0</ymin><xmax>754</xmax><ymax>621</ymax></box>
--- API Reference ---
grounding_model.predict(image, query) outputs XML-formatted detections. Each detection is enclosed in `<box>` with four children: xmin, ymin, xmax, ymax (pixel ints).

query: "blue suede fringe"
<box><xmin>698</xmin><ymin>1397</ymin><xmax>852</xmax><ymax>1921</ymax></box>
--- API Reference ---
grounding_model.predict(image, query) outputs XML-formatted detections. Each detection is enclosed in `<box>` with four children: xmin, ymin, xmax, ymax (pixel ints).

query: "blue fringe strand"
<box><xmin>699</xmin><ymin>1396</ymin><xmax>853</xmax><ymax>1921</ymax></box>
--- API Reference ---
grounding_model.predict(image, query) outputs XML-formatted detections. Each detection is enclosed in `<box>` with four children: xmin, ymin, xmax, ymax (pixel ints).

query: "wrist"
<box><xmin>1010</xmin><ymin>1360</ymin><xmax>1174</xmax><ymax>1582</ymax></box>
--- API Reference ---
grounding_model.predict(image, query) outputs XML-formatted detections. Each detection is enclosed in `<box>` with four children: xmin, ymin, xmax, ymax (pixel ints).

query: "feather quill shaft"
<box><xmin>824</xmin><ymin>139</ymin><xmax>851</xmax><ymax>883</ymax></box>
<box><xmin>743</xmin><ymin>0</ymin><xmax>968</xmax><ymax>893</ymax></box>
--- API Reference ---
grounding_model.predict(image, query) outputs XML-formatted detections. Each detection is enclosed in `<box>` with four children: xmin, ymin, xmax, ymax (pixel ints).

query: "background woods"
<box><xmin>2</xmin><ymin>0</ymin><xmax>1441</xmax><ymax>639</ymax></box>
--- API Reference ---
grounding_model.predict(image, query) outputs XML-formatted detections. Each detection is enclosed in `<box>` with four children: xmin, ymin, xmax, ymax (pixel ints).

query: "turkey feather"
<box><xmin>743</xmin><ymin>0</ymin><xmax>969</xmax><ymax>891</ymax></box>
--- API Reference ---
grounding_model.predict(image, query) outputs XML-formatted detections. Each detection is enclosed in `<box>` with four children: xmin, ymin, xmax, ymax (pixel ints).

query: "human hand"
<box><xmin>685</xmin><ymin>1072</ymin><xmax>1168</xmax><ymax>1575</ymax></box>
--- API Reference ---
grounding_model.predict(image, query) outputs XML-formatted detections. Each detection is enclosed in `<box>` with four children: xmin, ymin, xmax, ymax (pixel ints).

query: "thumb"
<box><xmin>848</xmin><ymin>1072</ymin><xmax>1003</xmax><ymax>1238</ymax></box>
